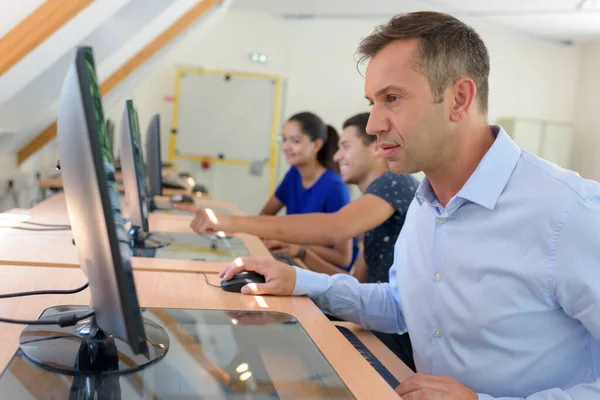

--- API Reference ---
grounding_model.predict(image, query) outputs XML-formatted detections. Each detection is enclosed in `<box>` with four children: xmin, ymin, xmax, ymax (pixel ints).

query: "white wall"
<box><xmin>572</xmin><ymin>42</ymin><xmax>600</xmax><ymax>181</ymax></box>
<box><xmin>478</xmin><ymin>26</ymin><xmax>581</xmax><ymax>124</ymax></box>
<box><xmin>1</xmin><ymin>9</ymin><xmax>592</xmax><ymax>212</ymax></box>
<box><xmin>0</xmin><ymin>0</ymin><xmax>229</xmax><ymax>212</ymax></box>
<box><xmin>122</xmin><ymin>11</ymin><xmax>581</xmax><ymax>210</ymax></box>
<box><xmin>103</xmin><ymin>11</ymin><xmax>290</xmax><ymax>214</ymax></box>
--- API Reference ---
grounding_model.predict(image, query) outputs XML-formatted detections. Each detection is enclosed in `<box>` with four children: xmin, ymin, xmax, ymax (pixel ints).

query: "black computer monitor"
<box><xmin>17</xmin><ymin>47</ymin><xmax>168</xmax><ymax>376</ymax></box>
<box><xmin>120</xmin><ymin>100</ymin><xmax>170</xmax><ymax>248</ymax></box>
<box><xmin>146</xmin><ymin>114</ymin><xmax>163</xmax><ymax>198</ymax></box>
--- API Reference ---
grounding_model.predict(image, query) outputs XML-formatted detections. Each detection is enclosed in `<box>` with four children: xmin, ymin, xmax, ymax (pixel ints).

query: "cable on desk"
<box><xmin>198</xmin><ymin>272</ymin><xmax>222</xmax><ymax>288</ymax></box>
<box><xmin>0</xmin><ymin>310</ymin><xmax>95</xmax><ymax>327</ymax></box>
<box><xmin>7</xmin><ymin>226</ymin><xmax>71</xmax><ymax>232</ymax></box>
<box><xmin>22</xmin><ymin>221</ymin><xmax>71</xmax><ymax>228</ymax></box>
<box><xmin>0</xmin><ymin>282</ymin><xmax>89</xmax><ymax>299</ymax></box>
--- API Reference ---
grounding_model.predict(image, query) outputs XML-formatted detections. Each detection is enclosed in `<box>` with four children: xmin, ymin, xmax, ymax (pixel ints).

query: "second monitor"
<box><xmin>120</xmin><ymin>100</ymin><xmax>249</xmax><ymax>261</ymax></box>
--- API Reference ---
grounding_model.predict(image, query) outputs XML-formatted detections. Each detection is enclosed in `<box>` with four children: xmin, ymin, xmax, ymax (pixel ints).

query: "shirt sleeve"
<box><xmin>292</xmin><ymin>262</ymin><xmax>407</xmax><ymax>334</ymax></box>
<box><xmin>274</xmin><ymin>168</ymin><xmax>293</xmax><ymax>205</ymax></box>
<box><xmin>324</xmin><ymin>178</ymin><xmax>351</xmax><ymax>213</ymax></box>
<box><xmin>477</xmin><ymin>195</ymin><xmax>600</xmax><ymax>399</ymax></box>
<box><xmin>476</xmin><ymin>381</ymin><xmax>600</xmax><ymax>400</ymax></box>
<box><xmin>366</xmin><ymin>173</ymin><xmax>418</xmax><ymax>216</ymax></box>
<box><xmin>553</xmin><ymin>194</ymin><xmax>600</xmax><ymax>339</ymax></box>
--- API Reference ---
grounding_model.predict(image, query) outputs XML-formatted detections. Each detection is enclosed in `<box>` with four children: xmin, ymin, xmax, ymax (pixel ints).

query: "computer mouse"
<box><xmin>220</xmin><ymin>271</ymin><xmax>265</xmax><ymax>293</ymax></box>
<box><xmin>170</xmin><ymin>194</ymin><xmax>194</xmax><ymax>204</ymax></box>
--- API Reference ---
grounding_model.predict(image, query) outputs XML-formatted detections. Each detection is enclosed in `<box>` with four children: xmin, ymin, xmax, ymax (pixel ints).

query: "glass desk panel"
<box><xmin>0</xmin><ymin>307</ymin><xmax>354</xmax><ymax>399</ymax></box>
<box><xmin>153</xmin><ymin>205</ymin><xmax>233</xmax><ymax>216</ymax></box>
<box><xmin>133</xmin><ymin>232</ymin><xmax>249</xmax><ymax>262</ymax></box>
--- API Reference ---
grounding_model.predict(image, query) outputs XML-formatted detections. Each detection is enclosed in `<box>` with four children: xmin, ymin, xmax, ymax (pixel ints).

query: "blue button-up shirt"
<box><xmin>293</xmin><ymin>126</ymin><xmax>600</xmax><ymax>399</ymax></box>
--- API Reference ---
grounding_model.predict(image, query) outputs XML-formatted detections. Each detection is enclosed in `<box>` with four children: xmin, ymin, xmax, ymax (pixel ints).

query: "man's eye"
<box><xmin>387</xmin><ymin>95</ymin><xmax>400</xmax><ymax>103</ymax></box>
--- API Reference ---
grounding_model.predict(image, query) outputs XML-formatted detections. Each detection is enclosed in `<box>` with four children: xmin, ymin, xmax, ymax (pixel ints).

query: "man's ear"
<box><xmin>449</xmin><ymin>78</ymin><xmax>477</xmax><ymax>123</ymax></box>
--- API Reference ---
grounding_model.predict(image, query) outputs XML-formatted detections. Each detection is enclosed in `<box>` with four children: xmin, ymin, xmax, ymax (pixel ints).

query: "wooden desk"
<box><xmin>153</xmin><ymin>195</ymin><xmax>245</xmax><ymax>215</ymax></box>
<box><xmin>37</xmin><ymin>177</ymin><xmax>64</xmax><ymax>190</ymax></box>
<box><xmin>38</xmin><ymin>175</ymin><xmax>205</xmax><ymax>197</ymax></box>
<box><xmin>0</xmin><ymin>194</ymin><xmax>270</xmax><ymax>272</ymax></box>
<box><xmin>31</xmin><ymin>192</ymin><xmax>227</xmax><ymax>219</ymax></box>
<box><xmin>0</xmin><ymin>265</ymin><xmax>406</xmax><ymax>398</ymax></box>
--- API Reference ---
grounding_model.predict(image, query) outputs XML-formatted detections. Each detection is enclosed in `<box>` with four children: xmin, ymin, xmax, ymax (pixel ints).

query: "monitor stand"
<box><xmin>129</xmin><ymin>226</ymin><xmax>171</xmax><ymax>249</ymax></box>
<box><xmin>19</xmin><ymin>307</ymin><xmax>169</xmax><ymax>376</ymax></box>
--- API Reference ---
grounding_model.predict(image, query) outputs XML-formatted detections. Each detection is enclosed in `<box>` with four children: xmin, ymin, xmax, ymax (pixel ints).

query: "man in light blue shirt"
<box><xmin>220</xmin><ymin>11</ymin><xmax>600</xmax><ymax>400</ymax></box>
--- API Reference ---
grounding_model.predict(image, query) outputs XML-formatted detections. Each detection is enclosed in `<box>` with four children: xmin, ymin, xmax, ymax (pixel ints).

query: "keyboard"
<box><xmin>271</xmin><ymin>251</ymin><xmax>296</xmax><ymax>266</ymax></box>
<box><xmin>335</xmin><ymin>325</ymin><xmax>400</xmax><ymax>389</ymax></box>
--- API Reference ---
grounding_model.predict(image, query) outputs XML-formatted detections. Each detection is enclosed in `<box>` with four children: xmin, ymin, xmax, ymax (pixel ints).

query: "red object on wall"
<box><xmin>201</xmin><ymin>159</ymin><xmax>211</xmax><ymax>170</ymax></box>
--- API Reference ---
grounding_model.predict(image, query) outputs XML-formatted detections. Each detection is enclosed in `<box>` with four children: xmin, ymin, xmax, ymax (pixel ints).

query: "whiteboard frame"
<box><xmin>168</xmin><ymin>67</ymin><xmax>282</xmax><ymax>195</ymax></box>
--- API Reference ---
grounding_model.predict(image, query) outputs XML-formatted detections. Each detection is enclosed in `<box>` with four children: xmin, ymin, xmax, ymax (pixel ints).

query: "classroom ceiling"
<box><xmin>0</xmin><ymin>0</ymin><xmax>228</xmax><ymax>155</ymax></box>
<box><xmin>231</xmin><ymin>0</ymin><xmax>600</xmax><ymax>42</ymax></box>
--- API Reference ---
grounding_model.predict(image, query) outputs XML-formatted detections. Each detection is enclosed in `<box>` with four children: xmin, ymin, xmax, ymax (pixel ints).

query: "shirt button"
<box><xmin>434</xmin><ymin>329</ymin><xmax>443</xmax><ymax>338</ymax></box>
<box><xmin>438</xmin><ymin>217</ymin><xmax>447</xmax><ymax>223</ymax></box>
<box><xmin>434</xmin><ymin>273</ymin><xmax>442</xmax><ymax>281</ymax></box>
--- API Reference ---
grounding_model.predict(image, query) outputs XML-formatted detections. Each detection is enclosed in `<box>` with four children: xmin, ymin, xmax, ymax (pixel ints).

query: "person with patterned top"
<box><xmin>178</xmin><ymin>112</ymin><xmax>418</xmax><ymax>369</ymax></box>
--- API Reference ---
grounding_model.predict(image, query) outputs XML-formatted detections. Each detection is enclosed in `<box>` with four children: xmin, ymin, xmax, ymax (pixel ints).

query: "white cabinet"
<box><xmin>497</xmin><ymin>118</ymin><xmax>572</xmax><ymax>169</ymax></box>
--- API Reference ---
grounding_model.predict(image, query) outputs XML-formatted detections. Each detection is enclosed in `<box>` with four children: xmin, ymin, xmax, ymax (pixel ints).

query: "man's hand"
<box><xmin>219</xmin><ymin>256</ymin><xmax>296</xmax><ymax>296</ymax></box>
<box><xmin>263</xmin><ymin>239</ymin><xmax>301</xmax><ymax>258</ymax></box>
<box><xmin>173</xmin><ymin>204</ymin><xmax>234</xmax><ymax>235</ymax></box>
<box><xmin>396</xmin><ymin>374</ymin><xmax>478</xmax><ymax>400</ymax></box>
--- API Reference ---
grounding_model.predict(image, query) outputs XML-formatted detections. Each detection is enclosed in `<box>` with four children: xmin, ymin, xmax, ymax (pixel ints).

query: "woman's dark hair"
<box><xmin>287</xmin><ymin>112</ymin><xmax>340</xmax><ymax>173</ymax></box>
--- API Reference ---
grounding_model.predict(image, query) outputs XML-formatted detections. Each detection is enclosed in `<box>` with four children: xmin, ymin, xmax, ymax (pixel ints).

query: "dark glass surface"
<box><xmin>0</xmin><ymin>306</ymin><xmax>354</xmax><ymax>399</ymax></box>
<box><xmin>152</xmin><ymin>205</ymin><xmax>233</xmax><ymax>216</ymax></box>
<box><xmin>18</xmin><ymin>307</ymin><xmax>168</xmax><ymax>376</ymax></box>
<box><xmin>132</xmin><ymin>232</ymin><xmax>250</xmax><ymax>262</ymax></box>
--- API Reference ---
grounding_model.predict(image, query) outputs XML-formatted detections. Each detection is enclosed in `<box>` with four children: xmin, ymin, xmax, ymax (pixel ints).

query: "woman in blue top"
<box><xmin>260</xmin><ymin>112</ymin><xmax>358</xmax><ymax>271</ymax></box>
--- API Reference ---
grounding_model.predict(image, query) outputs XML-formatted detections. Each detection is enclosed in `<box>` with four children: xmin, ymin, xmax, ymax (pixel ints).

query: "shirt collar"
<box><xmin>416</xmin><ymin>125</ymin><xmax>521</xmax><ymax>211</ymax></box>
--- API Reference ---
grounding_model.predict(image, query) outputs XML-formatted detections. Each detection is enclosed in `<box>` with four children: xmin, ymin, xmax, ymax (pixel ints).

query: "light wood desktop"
<box><xmin>31</xmin><ymin>192</ymin><xmax>227</xmax><ymax>218</ymax></box>
<box><xmin>0</xmin><ymin>194</ymin><xmax>269</xmax><ymax>273</ymax></box>
<box><xmin>0</xmin><ymin>265</ymin><xmax>410</xmax><ymax>398</ymax></box>
<box><xmin>38</xmin><ymin>176</ymin><xmax>194</xmax><ymax>197</ymax></box>
<box><xmin>1</xmin><ymin>195</ymin><xmax>413</xmax><ymax>396</ymax></box>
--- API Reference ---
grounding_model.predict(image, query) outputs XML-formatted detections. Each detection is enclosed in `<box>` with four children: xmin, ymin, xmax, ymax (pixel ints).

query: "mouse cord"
<box><xmin>198</xmin><ymin>272</ymin><xmax>222</xmax><ymax>288</ymax></box>
<box><xmin>0</xmin><ymin>282</ymin><xmax>89</xmax><ymax>299</ymax></box>
<box><xmin>0</xmin><ymin>310</ymin><xmax>95</xmax><ymax>327</ymax></box>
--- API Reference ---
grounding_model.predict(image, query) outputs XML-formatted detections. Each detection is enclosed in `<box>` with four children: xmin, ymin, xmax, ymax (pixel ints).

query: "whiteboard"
<box><xmin>175</xmin><ymin>71</ymin><xmax>276</xmax><ymax>161</ymax></box>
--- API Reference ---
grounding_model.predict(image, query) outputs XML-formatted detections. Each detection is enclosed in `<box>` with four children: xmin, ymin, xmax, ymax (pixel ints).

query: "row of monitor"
<box><xmin>16</xmin><ymin>47</ymin><xmax>170</xmax><ymax>371</ymax></box>
<box><xmin>106</xmin><ymin>104</ymin><xmax>163</xmax><ymax>203</ymax></box>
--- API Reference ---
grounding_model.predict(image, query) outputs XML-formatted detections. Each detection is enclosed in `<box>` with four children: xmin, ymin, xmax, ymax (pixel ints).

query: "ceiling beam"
<box><xmin>0</xmin><ymin>0</ymin><xmax>94</xmax><ymax>77</ymax></box>
<box><xmin>17</xmin><ymin>0</ymin><xmax>223</xmax><ymax>166</ymax></box>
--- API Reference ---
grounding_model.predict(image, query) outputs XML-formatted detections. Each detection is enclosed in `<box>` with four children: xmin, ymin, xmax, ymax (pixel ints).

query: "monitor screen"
<box><xmin>120</xmin><ymin>100</ymin><xmax>150</xmax><ymax>234</ymax></box>
<box><xmin>57</xmin><ymin>46</ymin><xmax>148</xmax><ymax>353</ymax></box>
<box><xmin>146</xmin><ymin>114</ymin><xmax>163</xmax><ymax>197</ymax></box>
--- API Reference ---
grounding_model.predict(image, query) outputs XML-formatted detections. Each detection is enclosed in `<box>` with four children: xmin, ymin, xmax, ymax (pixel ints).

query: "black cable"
<box><xmin>22</xmin><ymin>221</ymin><xmax>70</xmax><ymax>228</ymax></box>
<box><xmin>20</xmin><ymin>334</ymin><xmax>78</xmax><ymax>345</ymax></box>
<box><xmin>198</xmin><ymin>272</ymin><xmax>222</xmax><ymax>288</ymax></box>
<box><xmin>0</xmin><ymin>282</ymin><xmax>89</xmax><ymax>299</ymax></box>
<box><xmin>7</xmin><ymin>226</ymin><xmax>71</xmax><ymax>232</ymax></box>
<box><xmin>0</xmin><ymin>310</ymin><xmax>95</xmax><ymax>327</ymax></box>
